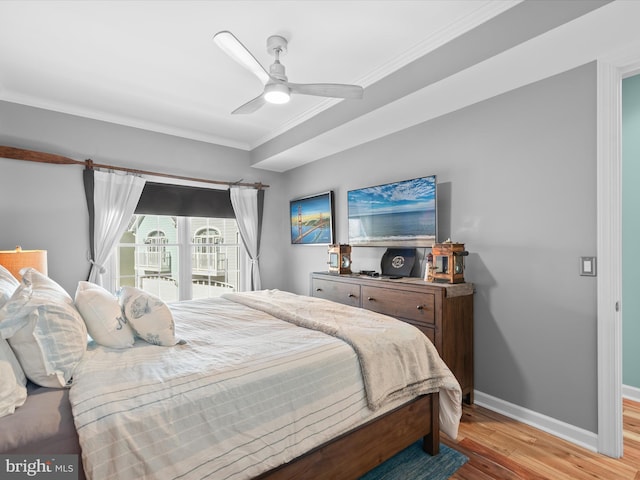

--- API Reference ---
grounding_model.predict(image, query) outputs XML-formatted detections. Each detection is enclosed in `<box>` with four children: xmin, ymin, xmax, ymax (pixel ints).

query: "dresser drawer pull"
<box><xmin>315</xmin><ymin>288</ymin><xmax>322</xmax><ymax>292</ymax></box>
<box><xmin>367</xmin><ymin>296</ymin><xmax>375</xmax><ymax>301</ymax></box>
<box><xmin>417</xmin><ymin>305</ymin><xmax>424</xmax><ymax>310</ymax></box>
<box><xmin>348</xmin><ymin>293</ymin><xmax>356</xmax><ymax>298</ymax></box>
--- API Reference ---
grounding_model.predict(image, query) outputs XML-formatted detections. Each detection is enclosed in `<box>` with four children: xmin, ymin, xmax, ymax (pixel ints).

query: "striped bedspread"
<box><xmin>223</xmin><ymin>290</ymin><xmax>461</xmax><ymax>438</ymax></box>
<box><xmin>70</xmin><ymin>297</ymin><xmax>401</xmax><ymax>479</ymax></box>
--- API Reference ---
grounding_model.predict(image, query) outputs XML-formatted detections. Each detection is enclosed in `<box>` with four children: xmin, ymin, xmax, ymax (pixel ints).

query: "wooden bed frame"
<box><xmin>1</xmin><ymin>384</ymin><xmax>439</xmax><ymax>480</ymax></box>
<box><xmin>257</xmin><ymin>393</ymin><xmax>439</xmax><ymax>480</ymax></box>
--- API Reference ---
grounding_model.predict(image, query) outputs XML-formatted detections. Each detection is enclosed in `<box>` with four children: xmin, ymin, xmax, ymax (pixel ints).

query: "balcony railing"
<box><xmin>137</xmin><ymin>251</ymin><xmax>171</xmax><ymax>273</ymax></box>
<box><xmin>192</xmin><ymin>252</ymin><xmax>226</xmax><ymax>275</ymax></box>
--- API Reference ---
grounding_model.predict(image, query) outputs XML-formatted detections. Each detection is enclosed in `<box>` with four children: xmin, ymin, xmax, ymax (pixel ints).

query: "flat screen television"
<box><xmin>348</xmin><ymin>175</ymin><xmax>437</xmax><ymax>247</ymax></box>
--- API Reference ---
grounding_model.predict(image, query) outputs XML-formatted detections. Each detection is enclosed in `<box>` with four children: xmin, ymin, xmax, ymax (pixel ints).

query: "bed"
<box><xmin>0</xmin><ymin>270</ymin><xmax>462</xmax><ymax>480</ymax></box>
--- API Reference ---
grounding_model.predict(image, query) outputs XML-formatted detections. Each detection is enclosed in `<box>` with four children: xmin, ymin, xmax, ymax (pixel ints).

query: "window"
<box><xmin>115</xmin><ymin>215</ymin><xmax>240</xmax><ymax>302</ymax></box>
<box><xmin>141</xmin><ymin>230</ymin><xmax>170</xmax><ymax>274</ymax></box>
<box><xmin>193</xmin><ymin>227</ymin><xmax>223</xmax><ymax>276</ymax></box>
<box><xmin>189</xmin><ymin>218</ymin><xmax>239</xmax><ymax>299</ymax></box>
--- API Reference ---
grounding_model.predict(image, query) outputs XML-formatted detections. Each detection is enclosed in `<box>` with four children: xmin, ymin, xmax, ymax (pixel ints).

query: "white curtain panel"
<box><xmin>88</xmin><ymin>171</ymin><xmax>146</xmax><ymax>286</ymax></box>
<box><xmin>230</xmin><ymin>187</ymin><xmax>261</xmax><ymax>291</ymax></box>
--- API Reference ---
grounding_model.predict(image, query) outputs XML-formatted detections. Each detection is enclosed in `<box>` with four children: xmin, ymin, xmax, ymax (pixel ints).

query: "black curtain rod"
<box><xmin>0</xmin><ymin>146</ymin><xmax>269</xmax><ymax>190</ymax></box>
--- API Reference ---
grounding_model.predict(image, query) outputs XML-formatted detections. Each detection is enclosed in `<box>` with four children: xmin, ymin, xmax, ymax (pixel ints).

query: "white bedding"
<box><xmin>223</xmin><ymin>289</ymin><xmax>461</xmax><ymax>438</ymax></box>
<box><xmin>70</xmin><ymin>295</ymin><xmax>460</xmax><ymax>480</ymax></box>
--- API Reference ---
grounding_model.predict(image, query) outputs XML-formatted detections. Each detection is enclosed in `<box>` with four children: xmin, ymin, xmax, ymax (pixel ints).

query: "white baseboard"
<box><xmin>623</xmin><ymin>384</ymin><xmax>640</xmax><ymax>402</ymax></box>
<box><xmin>474</xmin><ymin>390</ymin><xmax>598</xmax><ymax>452</ymax></box>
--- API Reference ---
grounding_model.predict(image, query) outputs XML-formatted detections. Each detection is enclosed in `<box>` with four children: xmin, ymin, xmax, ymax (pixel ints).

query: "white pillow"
<box><xmin>117</xmin><ymin>286</ymin><xmax>176</xmax><ymax>346</ymax></box>
<box><xmin>0</xmin><ymin>338</ymin><xmax>27</xmax><ymax>418</ymax></box>
<box><xmin>75</xmin><ymin>281</ymin><xmax>134</xmax><ymax>349</ymax></box>
<box><xmin>0</xmin><ymin>264</ymin><xmax>19</xmax><ymax>307</ymax></box>
<box><xmin>0</xmin><ymin>268</ymin><xmax>88</xmax><ymax>388</ymax></box>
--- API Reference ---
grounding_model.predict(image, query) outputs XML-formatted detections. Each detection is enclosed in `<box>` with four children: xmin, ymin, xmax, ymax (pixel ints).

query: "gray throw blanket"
<box><xmin>223</xmin><ymin>289</ymin><xmax>462</xmax><ymax>439</ymax></box>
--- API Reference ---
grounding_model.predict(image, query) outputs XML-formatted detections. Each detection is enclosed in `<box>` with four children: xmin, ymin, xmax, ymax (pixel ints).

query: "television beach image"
<box><xmin>290</xmin><ymin>191</ymin><xmax>334</xmax><ymax>245</ymax></box>
<box><xmin>348</xmin><ymin>175</ymin><xmax>437</xmax><ymax>247</ymax></box>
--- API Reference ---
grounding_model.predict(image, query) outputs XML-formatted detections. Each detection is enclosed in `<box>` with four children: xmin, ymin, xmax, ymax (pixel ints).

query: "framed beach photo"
<box><xmin>348</xmin><ymin>175</ymin><xmax>437</xmax><ymax>247</ymax></box>
<box><xmin>290</xmin><ymin>191</ymin><xmax>335</xmax><ymax>245</ymax></box>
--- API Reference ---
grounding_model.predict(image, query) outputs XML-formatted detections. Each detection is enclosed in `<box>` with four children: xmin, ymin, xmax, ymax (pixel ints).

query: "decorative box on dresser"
<box><xmin>310</xmin><ymin>272</ymin><xmax>474</xmax><ymax>404</ymax></box>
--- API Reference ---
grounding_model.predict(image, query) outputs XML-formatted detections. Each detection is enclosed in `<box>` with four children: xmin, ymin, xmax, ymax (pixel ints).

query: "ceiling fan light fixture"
<box><xmin>264</xmin><ymin>83</ymin><xmax>290</xmax><ymax>104</ymax></box>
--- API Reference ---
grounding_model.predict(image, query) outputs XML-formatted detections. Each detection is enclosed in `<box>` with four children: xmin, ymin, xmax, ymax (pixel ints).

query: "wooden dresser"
<box><xmin>310</xmin><ymin>272</ymin><xmax>474</xmax><ymax>404</ymax></box>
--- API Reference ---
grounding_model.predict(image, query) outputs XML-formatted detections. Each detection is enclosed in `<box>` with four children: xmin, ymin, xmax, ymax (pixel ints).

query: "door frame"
<box><xmin>597</xmin><ymin>48</ymin><xmax>640</xmax><ymax>458</ymax></box>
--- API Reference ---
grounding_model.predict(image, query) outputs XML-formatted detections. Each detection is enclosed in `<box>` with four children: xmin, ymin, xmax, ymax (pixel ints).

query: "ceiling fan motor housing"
<box><xmin>269</xmin><ymin>62</ymin><xmax>287</xmax><ymax>81</ymax></box>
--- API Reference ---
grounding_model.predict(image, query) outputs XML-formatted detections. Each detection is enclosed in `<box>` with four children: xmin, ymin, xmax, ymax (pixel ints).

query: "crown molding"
<box><xmin>0</xmin><ymin>92</ymin><xmax>252</xmax><ymax>151</ymax></box>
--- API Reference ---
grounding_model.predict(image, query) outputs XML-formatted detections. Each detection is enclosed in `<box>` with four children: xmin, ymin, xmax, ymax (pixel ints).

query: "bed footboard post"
<box><xmin>423</xmin><ymin>393</ymin><xmax>440</xmax><ymax>455</ymax></box>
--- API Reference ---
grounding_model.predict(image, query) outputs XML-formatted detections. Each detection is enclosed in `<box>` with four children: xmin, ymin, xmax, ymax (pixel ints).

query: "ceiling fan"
<box><xmin>213</xmin><ymin>31</ymin><xmax>364</xmax><ymax>114</ymax></box>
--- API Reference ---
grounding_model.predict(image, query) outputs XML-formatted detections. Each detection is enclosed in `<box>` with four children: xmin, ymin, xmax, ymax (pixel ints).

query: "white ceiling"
<box><xmin>2</xmin><ymin>1</ymin><xmax>640</xmax><ymax>172</ymax></box>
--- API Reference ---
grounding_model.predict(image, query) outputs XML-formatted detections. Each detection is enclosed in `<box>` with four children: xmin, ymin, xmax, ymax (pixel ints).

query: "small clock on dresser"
<box><xmin>328</xmin><ymin>244</ymin><xmax>352</xmax><ymax>274</ymax></box>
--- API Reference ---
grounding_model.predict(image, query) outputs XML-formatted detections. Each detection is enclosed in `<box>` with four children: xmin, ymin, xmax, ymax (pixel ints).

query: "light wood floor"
<box><xmin>442</xmin><ymin>398</ymin><xmax>640</xmax><ymax>479</ymax></box>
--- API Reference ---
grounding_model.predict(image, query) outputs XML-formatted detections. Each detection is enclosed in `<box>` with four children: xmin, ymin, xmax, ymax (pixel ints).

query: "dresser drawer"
<box><xmin>361</xmin><ymin>286</ymin><xmax>435</xmax><ymax>325</ymax></box>
<box><xmin>310</xmin><ymin>272</ymin><xmax>474</xmax><ymax>404</ymax></box>
<box><xmin>312</xmin><ymin>277</ymin><xmax>360</xmax><ymax>307</ymax></box>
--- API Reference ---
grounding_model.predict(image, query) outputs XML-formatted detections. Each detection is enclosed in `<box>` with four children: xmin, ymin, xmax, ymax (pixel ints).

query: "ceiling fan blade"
<box><xmin>288</xmin><ymin>83</ymin><xmax>364</xmax><ymax>99</ymax></box>
<box><xmin>213</xmin><ymin>31</ymin><xmax>270</xmax><ymax>85</ymax></box>
<box><xmin>232</xmin><ymin>94</ymin><xmax>266</xmax><ymax>115</ymax></box>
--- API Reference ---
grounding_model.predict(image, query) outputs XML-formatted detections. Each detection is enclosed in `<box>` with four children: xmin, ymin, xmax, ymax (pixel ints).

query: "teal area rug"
<box><xmin>359</xmin><ymin>443</ymin><xmax>468</xmax><ymax>480</ymax></box>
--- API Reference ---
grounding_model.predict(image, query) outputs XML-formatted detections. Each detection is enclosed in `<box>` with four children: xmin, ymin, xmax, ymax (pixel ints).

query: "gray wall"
<box><xmin>0</xmin><ymin>101</ymin><xmax>285</xmax><ymax>295</ymax></box>
<box><xmin>282</xmin><ymin>63</ymin><xmax>598</xmax><ymax>433</ymax></box>
<box><xmin>0</xmin><ymin>62</ymin><xmax>600</xmax><ymax>434</ymax></box>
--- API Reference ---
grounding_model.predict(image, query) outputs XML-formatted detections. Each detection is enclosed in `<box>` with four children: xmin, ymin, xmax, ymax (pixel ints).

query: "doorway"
<box><xmin>597</xmin><ymin>54</ymin><xmax>640</xmax><ymax>458</ymax></box>
<box><xmin>622</xmin><ymin>73</ymin><xmax>640</xmax><ymax>403</ymax></box>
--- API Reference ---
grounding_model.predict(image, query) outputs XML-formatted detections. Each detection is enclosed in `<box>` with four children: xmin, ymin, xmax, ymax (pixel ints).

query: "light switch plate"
<box><xmin>580</xmin><ymin>256</ymin><xmax>596</xmax><ymax>276</ymax></box>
